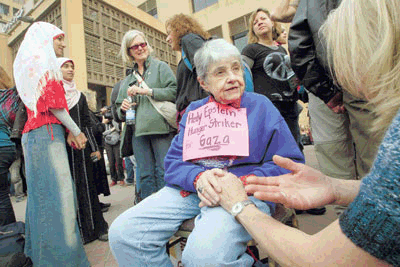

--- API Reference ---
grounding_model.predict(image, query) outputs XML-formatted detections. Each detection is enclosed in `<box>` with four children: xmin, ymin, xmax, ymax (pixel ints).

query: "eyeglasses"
<box><xmin>129</xmin><ymin>42</ymin><xmax>147</xmax><ymax>51</ymax></box>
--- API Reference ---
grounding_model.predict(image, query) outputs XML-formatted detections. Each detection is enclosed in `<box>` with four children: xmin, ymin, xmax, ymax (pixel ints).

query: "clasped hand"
<box><xmin>67</xmin><ymin>131</ymin><xmax>88</xmax><ymax>150</ymax></box>
<box><xmin>197</xmin><ymin>155</ymin><xmax>337</xmax><ymax>213</ymax></box>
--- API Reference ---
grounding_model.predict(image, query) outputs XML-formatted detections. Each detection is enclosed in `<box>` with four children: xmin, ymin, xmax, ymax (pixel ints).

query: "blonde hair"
<box><xmin>322</xmin><ymin>0</ymin><xmax>400</xmax><ymax>134</ymax></box>
<box><xmin>247</xmin><ymin>8</ymin><xmax>272</xmax><ymax>44</ymax></box>
<box><xmin>119</xmin><ymin>30</ymin><xmax>154</xmax><ymax>64</ymax></box>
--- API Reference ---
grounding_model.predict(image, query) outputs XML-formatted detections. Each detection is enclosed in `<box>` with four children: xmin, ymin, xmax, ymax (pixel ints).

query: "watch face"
<box><xmin>232</xmin><ymin>203</ymin><xmax>242</xmax><ymax>213</ymax></box>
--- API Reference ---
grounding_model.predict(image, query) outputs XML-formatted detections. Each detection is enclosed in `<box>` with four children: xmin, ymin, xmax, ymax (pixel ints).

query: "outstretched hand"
<box><xmin>245</xmin><ymin>155</ymin><xmax>336</xmax><ymax>210</ymax></box>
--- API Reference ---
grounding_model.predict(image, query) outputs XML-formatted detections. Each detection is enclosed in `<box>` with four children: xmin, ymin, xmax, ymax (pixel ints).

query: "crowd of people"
<box><xmin>0</xmin><ymin>0</ymin><xmax>399</xmax><ymax>266</ymax></box>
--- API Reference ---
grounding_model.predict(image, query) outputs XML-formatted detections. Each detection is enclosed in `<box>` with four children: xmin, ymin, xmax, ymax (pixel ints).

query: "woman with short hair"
<box><xmin>115</xmin><ymin>29</ymin><xmax>177</xmax><ymax>200</ymax></box>
<box><xmin>109</xmin><ymin>38</ymin><xmax>304</xmax><ymax>267</ymax></box>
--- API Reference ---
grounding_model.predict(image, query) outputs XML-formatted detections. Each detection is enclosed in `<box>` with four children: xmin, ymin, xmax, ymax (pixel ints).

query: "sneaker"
<box><xmin>110</xmin><ymin>181</ymin><xmax>117</xmax><ymax>187</ymax></box>
<box><xmin>119</xmin><ymin>181</ymin><xmax>125</xmax><ymax>186</ymax></box>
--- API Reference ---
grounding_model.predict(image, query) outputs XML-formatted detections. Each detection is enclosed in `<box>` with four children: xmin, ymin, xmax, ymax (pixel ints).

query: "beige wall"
<box><xmin>0</xmin><ymin>33</ymin><xmax>14</xmax><ymax>85</ymax></box>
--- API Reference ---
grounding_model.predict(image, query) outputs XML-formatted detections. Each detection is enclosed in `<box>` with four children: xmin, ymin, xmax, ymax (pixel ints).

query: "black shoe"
<box><xmin>295</xmin><ymin>209</ymin><xmax>304</xmax><ymax>215</ymax></box>
<box><xmin>306</xmin><ymin>207</ymin><xmax>326</xmax><ymax>215</ymax></box>
<box><xmin>100</xmin><ymin>202</ymin><xmax>111</xmax><ymax>208</ymax></box>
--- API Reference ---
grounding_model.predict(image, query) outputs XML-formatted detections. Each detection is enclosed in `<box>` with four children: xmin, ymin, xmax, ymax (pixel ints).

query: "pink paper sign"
<box><xmin>183</xmin><ymin>102</ymin><xmax>249</xmax><ymax>161</ymax></box>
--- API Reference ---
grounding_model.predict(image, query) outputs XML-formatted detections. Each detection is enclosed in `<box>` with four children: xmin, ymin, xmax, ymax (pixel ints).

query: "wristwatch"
<box><xmin>230</xmin><ymin>199</ymin><xmax>254</xmax><ymax>217</ymax></box>
<box><xmin>147</xmin><ymin>88</ymin><xmax>153</xmax><ymax>97</ymax></box>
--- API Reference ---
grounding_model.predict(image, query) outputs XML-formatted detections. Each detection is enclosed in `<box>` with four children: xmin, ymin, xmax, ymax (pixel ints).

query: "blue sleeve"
<box><xmin>339</xmin><ymin>111</ymin><xmax>400</xmax><ymax>266</ymax></box>
<box><xmin>164</xmin><ymin>103</ymin><xmax>207</xmax><ymax>192</ymax></box>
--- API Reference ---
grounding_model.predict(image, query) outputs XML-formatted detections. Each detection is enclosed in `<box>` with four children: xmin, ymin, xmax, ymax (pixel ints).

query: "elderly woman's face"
<box><xmin>61</xmin><ymin>61</ymin><xmax>75</xmax><ymax>81</ymax></box>
<box><xmin>198</xmin><ymin>57</ymin><xmax>245</xmax><ymax>104</ymax></box>
<box><xmin>128</xmin><ymin>35</ymin><xmax>149</xmax><ymax>62</ymax></box>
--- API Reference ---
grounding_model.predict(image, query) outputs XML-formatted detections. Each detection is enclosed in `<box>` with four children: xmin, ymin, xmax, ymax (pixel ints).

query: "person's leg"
<box><xmin>113</xmin><ymin>143</ymin><xmax>125</xmax><ymax>182</ymax></box>
<box><xmin>282</xmin><ymin>102</ymin><xmax>304</xmax><ymax>153</ymax></box>
<box><xmin>109</xmin><ymin>186</ymin><xmax>200</xmax><ymax>267</ymax></box>
<box><xmin>343</xmin><ymin>91</ymin><xmax>385</xmax><ymax>179</ymax></box>
<box><xmin>22</xmin><ymin>125</ymin><xmax>89</xmax><ymax>266</ymax></box>
<box><xmin>10</xmin><ymin>157</ymin><xmax>24</xmax><ymax>200</ymax></box>
<box><xmin>105</xmin><ymin>143</ymin><xmax>117</xmax><ymax>183</ymax></box>
<box><xmin>132</xmin><ymin>135</ymin><xmax>156</xmax><ymax>199</ymax></box>
<box><xmin>124</xmin><ymin>157</ymin><xmax>134</xmax><ymax>184</ymax></box>
<box><xmin>182</xmin><ymin>197</ymin><xmax>273</xmax><ymax>267</ymax></box>
<box><xmin>308</xmin><ymin>94</ymin><xmax>357</xmax><ymax>215</ymax></box>
<box><xmin>308</xmin><ymin>93</ymin><xmax>357</xmax><ymax>179</ymax></box>
<box><xmin>0</xmin><ymin>146</ymin><xmax>16</xmax><ymax>226</ymax></box>
<box><xmin>151</xmin><ymin>133</ymin><xmax>174</xmax><ymax>192</ymax></box>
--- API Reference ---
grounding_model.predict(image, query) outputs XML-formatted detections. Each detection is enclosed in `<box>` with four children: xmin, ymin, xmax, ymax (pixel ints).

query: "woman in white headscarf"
<box><xmin>13</xmin><ymin>22</ymin><xmax>90</xmax><ymax>266</ymax></box>
<box><xmin>58</xmin><ymin>57</ymin><xmax>109</xmax><ymax>244</ymax></box>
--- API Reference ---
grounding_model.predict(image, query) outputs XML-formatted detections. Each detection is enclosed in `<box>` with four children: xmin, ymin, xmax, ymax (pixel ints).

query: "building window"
<box><xmin>232</xmin><ymin>31</ymin><xmax>248</xmax><ymax>52</ymax></box>
<box><xmin>208</xmin><ymin>26</ymin><xmax>223</xmax><ymax>39</ymax></box>
<box><xmin>229</xmin><ymin>13</ymin><xmax>252</xmax><ymax>52</ymax></box>
<box><xmin>0</xmin><ymin>3</ymin><xmax>10</xmax><ymax>16</ymax></box>
<box><xmin>13</xmin><ymin>8</ymin><xmax>19</xmax><ymax>15</ymax></box>
<box><xmin>192</xmin><ymin>0</ymin><xmax>218</xmax><ymax>13</ymax></box>
<box><xmin>138</xmin><ymin>0</ymin><xmax>158</xmax><ymax>18</ymax></box>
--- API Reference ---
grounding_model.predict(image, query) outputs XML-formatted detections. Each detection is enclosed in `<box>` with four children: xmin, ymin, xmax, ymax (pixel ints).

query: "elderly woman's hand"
<box><xmin>196</xmin><ymin>168</ymin><xmax>226</xmax><ymax>207</ymax></box>
<box><xmin>214</xmin><ymin>173</ymin><xmax>249</xmax><ymax>212</ymax></box>
<box><xmin>127</xmin><ymin>84</ymin><xmax>150</xmax><ymax>96</ymax></box>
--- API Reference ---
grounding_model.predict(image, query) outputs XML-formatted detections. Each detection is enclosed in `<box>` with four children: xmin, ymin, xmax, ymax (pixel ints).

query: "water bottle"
<box><xmin>126</xmin><ymin>96</ymin><xmax>136</xmax><ymax>125</ymax></box>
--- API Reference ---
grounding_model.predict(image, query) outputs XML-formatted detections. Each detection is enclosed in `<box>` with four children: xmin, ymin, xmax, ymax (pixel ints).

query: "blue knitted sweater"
<box><xmin>339</xmin><ymin>110</ymin><xmax>400</xmax><ymax>266</ymax></box>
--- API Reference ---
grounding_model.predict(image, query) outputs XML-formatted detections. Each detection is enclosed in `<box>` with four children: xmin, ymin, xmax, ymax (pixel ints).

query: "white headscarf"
<box><xmin>57</xmin><ymin>57</ymin><xmax>81</xmax><ymax>109</ymax></box>
<box><xmin>13</xmin><ymin>22</ymin><xmax>64</xmax><ymax>115</ymax></box>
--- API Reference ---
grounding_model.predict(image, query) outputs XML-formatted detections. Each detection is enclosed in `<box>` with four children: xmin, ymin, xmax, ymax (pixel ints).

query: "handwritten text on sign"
<box><xmin>183</xmin><ymin>102</ymin><xmax>249</xmax><ymax>161</ymax></box>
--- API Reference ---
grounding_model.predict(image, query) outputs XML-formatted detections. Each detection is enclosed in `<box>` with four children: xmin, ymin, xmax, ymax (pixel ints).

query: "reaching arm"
<box><xmin>244</xmin><ymin>155</ymin><xmax>360</xmax><ymax>209</ymax></box>
<box><xmin>216</xmin><ymin>173</ymin><xmax>389</xmax><ymax>267</ymax></box>
<box><xmin>271</xmin><ymin>0</ymin><xmax>299</xmax><ymax>23</ymax></box>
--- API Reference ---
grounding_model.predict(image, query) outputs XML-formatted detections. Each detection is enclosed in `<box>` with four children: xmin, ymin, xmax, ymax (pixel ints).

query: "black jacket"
<box><xmin>288</xmin><ymin>0</ymin><xmax>341</xmax><ymax>103</ymax></box>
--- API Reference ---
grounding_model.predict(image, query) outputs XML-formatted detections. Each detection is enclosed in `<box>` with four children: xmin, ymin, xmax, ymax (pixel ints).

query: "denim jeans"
<box><xmin>132</xmin><ymin>133</ymin><xmax>174</xmax><ymax>199</ymax></box>
<box><xmin>22</xmin><ymin>124</ymin><xmax>89</xmax><ymax>267</ymax></box>
<box><xmin>0</xmin><ymin>145</ymin><xmax>16</xmax><ymax>226</ymax></box>
<box><xmin>109</xmin><ymin>186</ymin><xmax>273</xmax><ymax>267</ymax></box>
<box><xmin>124</xmin><ymin>156</ymin><xmax>136</xmax><ymax>183</ymax></box>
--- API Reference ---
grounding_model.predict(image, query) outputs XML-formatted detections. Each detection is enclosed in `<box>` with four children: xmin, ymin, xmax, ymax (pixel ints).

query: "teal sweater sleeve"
<box><xmin>339</xmin><ymin>110</ymin><xmax>400</xmax><ymax>266</ymax></box>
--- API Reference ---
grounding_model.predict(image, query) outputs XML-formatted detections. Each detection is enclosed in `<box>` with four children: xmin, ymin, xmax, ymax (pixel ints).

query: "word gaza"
<box><xmin>199</xmin><ymin>135</ymin><xmax>230</xmax><ymax>150</ymax></box>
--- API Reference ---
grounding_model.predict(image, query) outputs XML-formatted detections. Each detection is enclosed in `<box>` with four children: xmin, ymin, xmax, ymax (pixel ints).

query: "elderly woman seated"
<box><xmin>109</xmin><ymin>39</ymin><xmax>304</xmax><ymax>267</ymax></box>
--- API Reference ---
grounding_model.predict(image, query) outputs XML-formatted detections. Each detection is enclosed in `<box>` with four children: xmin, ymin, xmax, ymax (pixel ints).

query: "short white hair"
<box><xmin>194</xmin><ymin>39</ymin><xmax>242</xmax><ymax>81</ymax></box>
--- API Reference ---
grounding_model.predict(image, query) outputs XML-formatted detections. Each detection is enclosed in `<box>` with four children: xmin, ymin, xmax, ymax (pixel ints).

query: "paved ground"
<box><xmin>11</xmin><ymin>145</ymin><xmax>337</xmax><ymax>266</ymax></box>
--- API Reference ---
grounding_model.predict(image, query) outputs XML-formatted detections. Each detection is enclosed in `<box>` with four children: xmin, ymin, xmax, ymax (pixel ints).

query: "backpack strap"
<box><xmin>181</xmin><ymin>48</ymin><xmax>193</xmax><ymax>71</ymax></box>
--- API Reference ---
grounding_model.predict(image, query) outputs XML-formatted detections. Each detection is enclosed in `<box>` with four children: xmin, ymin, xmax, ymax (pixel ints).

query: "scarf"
<box><xmin>57</xmin><ymin>57</ymin><xmax>81</xmax><ymax>109</ymax></box>
<box><xmin>13</xmin><ymin>22</ymin><xmax>64</xmax><ymax>116</ymax></box>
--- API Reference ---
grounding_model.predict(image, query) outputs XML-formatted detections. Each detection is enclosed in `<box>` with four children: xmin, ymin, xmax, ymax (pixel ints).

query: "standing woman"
<box><xmin>165</xmin><ymin>14</ymin><xmax>210</xmax><ymax>123</ymax></box>
<box><xmin>242</xmin><ymin>8</ymin><xmax>302</xmax><ymax>151</ymax></box>
<box><xmin>0</xmin><ymin>68</ymin><xmax>20</xmax><ymax>226</ymax></box>
<box><xmin>116</xmin><ymin>30</ymin><xmax>177</xmax><ymax>200</ymax></box>
<box><xmin>58</xmin><ymin>57</ymin><xmax>109</xmax><ymax>244</ymax></box>
<box><xmin>13</xmin><ymin>22</ymin><xmax>90</xmax><ymax>266</ymax></box>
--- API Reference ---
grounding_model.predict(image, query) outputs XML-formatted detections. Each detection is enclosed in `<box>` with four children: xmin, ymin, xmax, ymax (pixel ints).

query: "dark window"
<box><xmin>0</xmin><ymin>3</ymin><xmax>10</xmax><ymax>16</ymax></box>
<box><xmin>13</xmin><ymin>8</ymin><xmax>19</xmax><ymax>15</ymax></box>
<box><xmin>232</xmin><ymin>31</ymin><xmax>248</xmax><ymax>52</ymax></box>
<box><xmin>138</xmin><ymin>0</ymin><xmax>157</xmax><ymax>18</ymax></box>
<box><xmin>192</xmin><ymin>0</ymin><xmax>218</xmax><ymax>13</ymax></box>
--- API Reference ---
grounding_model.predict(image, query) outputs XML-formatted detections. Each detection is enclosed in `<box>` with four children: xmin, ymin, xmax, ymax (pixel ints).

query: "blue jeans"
<box><xmin>0</xmin><ymin>145</ymin><xmax>16</xmax><ymax>226</ymax></box>
<box><xmin>109</xmin><ymin>186</ymin><xmax>273</xmax><ymax>266</ymax></box>
<box><xmin>124</xmin><ymin>156</ymin><xmax>136</xmax><ymax>183</ymax></box>
<box><xmin>22</xmin><ymin>124</ymin><xmax>89</xmax><ymax>267</ymax></box>
<box><xmin>132</xmin><ymin>133</ymin><xmax>174</xmax><ymax>199</ymax></box>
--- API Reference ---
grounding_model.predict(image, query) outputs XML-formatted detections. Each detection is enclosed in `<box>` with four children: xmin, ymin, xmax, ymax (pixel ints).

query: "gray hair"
<box><xmin>119</xmin><ymin>30</ymin><xmax>153</xmax><ymax>64</ymax></box>
<box><xmin>194</xmin><ymin>39</ymin><xmax>242</xmax><ymax>81</ymax></box>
